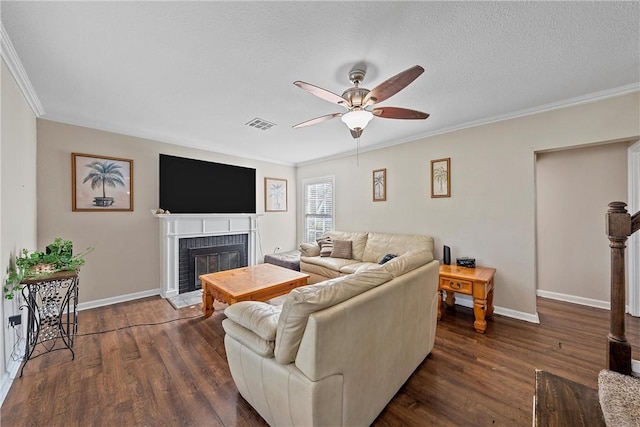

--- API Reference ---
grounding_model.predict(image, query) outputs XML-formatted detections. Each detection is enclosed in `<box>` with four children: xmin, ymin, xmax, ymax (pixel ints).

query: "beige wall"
<box><xmin>37</xmin><ymin>120</ymin><xmax>296</xmax><ymax>304</ymax></box>
<box><xmin>536</xmin><ymin>142</ymin><xmax>630</xmax><ymax>304</ymax></box>
<box><xmin>1</xmin><ymin>61</ymin><xmax>38</xmax><ymax>380</ymax></box>
<box><xmin>297</xmin><ymin>92</ymin><xmax>640</xmax><ymax>317</ymax></box>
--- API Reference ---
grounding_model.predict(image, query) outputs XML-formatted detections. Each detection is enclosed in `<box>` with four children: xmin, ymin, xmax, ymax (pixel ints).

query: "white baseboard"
<box><xmin>452</xmin><ymin>294</ymin><xmax>540</xmax><ymax>324</ymax></box>
<box><xmin>78</xmin><ymin>288</ymin><xmax>161</xmax><ymax>311</ymax></box>
<box><xmin>0</xmin><ymin>343</ymin><xmax>26</xmax><ymax>407</ymax></box>
<box><xmin>536</xmin><ymin>289</ymin><xmax>610</xmax><ymax>310</ymax></box>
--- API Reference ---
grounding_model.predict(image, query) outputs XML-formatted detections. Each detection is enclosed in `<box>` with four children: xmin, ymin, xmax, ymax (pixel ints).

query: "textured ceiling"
<box><xmin>2</xmin><ymin>1</ymin><xmax>639</xmax><ymax>165</ymax></box>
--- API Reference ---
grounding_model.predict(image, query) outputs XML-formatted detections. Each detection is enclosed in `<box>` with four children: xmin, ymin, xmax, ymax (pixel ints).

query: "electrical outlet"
<box><xmin>8</xmin><ymin>315</ymin><xmax>21</xmax><ymax>327</ymax></box>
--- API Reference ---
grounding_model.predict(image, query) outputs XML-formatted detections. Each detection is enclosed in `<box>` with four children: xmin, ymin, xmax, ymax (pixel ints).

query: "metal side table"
<box><xmin>19</xmin><ymin>270</ymin><xmax>79</xmax><ymax>377</ymax></box>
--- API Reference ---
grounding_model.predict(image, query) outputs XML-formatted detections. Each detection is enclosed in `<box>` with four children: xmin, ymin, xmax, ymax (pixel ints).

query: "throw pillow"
<box><xmin>317</xmin><ymin>236</ymin><xmax>333</xmax><ymax>257</ymax></box>
<box><xmin>331</xmin><ymin>239</ymin><xmax>352</xmax><ymax>259</ymax></box>
<box><xmin>320</xmin><ymin>241</ymin><xmax>333</xmax><ymax>257</ymax></box>
<box><xmin>299</xmin><ymin>242</ymin><xmax>320</xmax><ymax>257</ymax></box>
<box><xmin>316</xmin><ymin>236</ymin><xmax>331</xmax><ymax>247</ymax></box>
<box><xmin>378</xmin><ymin>253</ymin><xmax>397</xmax><ymax>264</ymax></box>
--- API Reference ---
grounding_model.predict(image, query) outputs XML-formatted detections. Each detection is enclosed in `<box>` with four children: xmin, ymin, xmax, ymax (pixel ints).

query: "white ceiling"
<box><xmin>2</xmin><ymin>1</ymin><xmax>639</xmax><ymax>165</ymax></box>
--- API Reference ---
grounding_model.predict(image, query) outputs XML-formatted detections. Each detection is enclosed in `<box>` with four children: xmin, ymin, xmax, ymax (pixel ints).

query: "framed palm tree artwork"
<box><xmin>72</xmin><ymin>153</ymin><xmax>133</xmax><ymax>212</ymax></box>
<box><xmin>373</xmin><ymin>168</ymin><xmax>386</xmax><ymax>201</ymax></box>
<box><xmin>265</xmin><ymin>177</ymin><xmax>287</xmax><ymax>212</ymax></box>
<box><xmin>431</xmin><ymin>158</ymin><xmax>451</xmax><ymax>198</ymax></box>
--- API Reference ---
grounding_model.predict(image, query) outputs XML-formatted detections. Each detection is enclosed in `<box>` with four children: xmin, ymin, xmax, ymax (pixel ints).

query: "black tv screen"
<box><xmin>159</xmin><ymin>154</ymin><xmax>256</xmax><ymax>214</ymax></box>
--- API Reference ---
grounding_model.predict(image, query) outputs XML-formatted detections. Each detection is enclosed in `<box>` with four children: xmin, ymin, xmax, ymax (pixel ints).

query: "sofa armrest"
<box><xmin>299</xmin><ymin>242</ymin><xmax>321</xmax><ymax>257</ymax></box>
<box><xmin>224</xmin><ymin>301</ymin><xmax>281</xmax><ymax>340</ymax></box>
<box><xmin>222</xmin><ymin>301</ymin><xmax>282</xmax><ymax>358</ymax></box>
<box><xmin>222</xmin><ymin>319</ymin><xmax>275</xmax><ymax>358</ymax></box>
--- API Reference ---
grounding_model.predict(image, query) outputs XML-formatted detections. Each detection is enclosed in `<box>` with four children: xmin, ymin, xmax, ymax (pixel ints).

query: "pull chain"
<box><xmin>356</xmin><ymin>136</ymin><xmax>360</xmax><ymax>166</ymax></box>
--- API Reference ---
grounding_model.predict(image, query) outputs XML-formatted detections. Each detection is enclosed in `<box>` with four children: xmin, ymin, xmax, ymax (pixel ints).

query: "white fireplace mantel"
<box><xmin>153</xmin><ymin>212</ymin><xmax>261</xmax><ymax>297</ymax></box>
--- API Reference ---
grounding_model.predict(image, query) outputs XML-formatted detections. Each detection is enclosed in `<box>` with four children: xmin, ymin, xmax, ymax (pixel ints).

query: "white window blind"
<box><xmin>303</xmin><ymin>176</ymin><xmax>334</xmax><ymax>243</ymax></box>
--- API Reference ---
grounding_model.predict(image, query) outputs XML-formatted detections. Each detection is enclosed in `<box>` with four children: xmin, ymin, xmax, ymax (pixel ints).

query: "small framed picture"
<box><xmin>431</xmin><ymin>158</ymin><xmax>450</xmax><ymax>198</ymax></box>
<box><xmin>373</xmin><ymin>168</ymin><xmax>386</xmax><ymax>201</ymax></box>
<box><xmin>72</xmin><ymin>153</ymin><xmax>133</xmax><ymax>211</ymax></box>
<box><xmin>265</xmin><ymin>177</ymin><xmax>287</xmax><ymax>212</ymax></box>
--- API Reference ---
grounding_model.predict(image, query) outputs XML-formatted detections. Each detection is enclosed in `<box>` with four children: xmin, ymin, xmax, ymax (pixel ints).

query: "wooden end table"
<box><xmin>437</xmin><ymin>264</ymin><xmax>496</xmax><ymax>333</ymax></box>
<box><xmin>199</xmin><ymin>263</ymin><xmax>310</xmax><ymax>317</ymax></box>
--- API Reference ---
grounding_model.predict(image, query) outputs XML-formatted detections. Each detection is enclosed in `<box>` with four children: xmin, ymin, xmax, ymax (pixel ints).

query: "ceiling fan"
<box><xmin>292</xmin><ymin>65</ymin><xmax>429</xmax><ymax>139</ymax></box>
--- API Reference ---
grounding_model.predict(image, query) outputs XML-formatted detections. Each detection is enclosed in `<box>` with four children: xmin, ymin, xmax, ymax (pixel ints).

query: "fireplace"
<box><xmin>154</xmin><ymin>212</ymin><xmax>260</xmax><ymax>298</ymax></box>
<box><xmin>190</xmin><ymin>245</ymin><xmax>244</xmax><ymax>290</ymax></box>
<box><xmin>179</xmin><ymin>235</ymin><xmax>248</xmax><ymax>293</ymax></box>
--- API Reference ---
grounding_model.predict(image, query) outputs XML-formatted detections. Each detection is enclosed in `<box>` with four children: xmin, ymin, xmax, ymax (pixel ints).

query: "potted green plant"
<box><xmin>4</xmin><ymin>237</ymin><xmax>93</xmax><ymax>300</ymax></box>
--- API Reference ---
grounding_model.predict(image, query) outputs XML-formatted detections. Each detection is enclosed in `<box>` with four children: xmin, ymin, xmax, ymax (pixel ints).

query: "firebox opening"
<box><xmin>178</xmin><ymin>235</ymin><xmax>248</xmax><ymax>294</ymax></box>
<box><xmin>189</xmin><ymin>244</ymin><xmax>245</xmax><ymax>290</ymax></box>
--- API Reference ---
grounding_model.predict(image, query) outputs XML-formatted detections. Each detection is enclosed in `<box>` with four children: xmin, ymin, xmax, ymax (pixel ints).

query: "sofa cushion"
<box><xmin>300</xmin><ymin>257</ymin><xmax>360</xmax><ymax>272</ymax></box>
<box><xmin>323</xmin><ymin>231</ymin><xmax>368</xmax><ymax>261</ymax></box>
<box><xmin>339</xmin><ymin>262</ymin><xmax>381</xmax><ymax>275</ymax></box>
<box><xmin>299</xmin><ymin>242</ymin><xmax>320</xmax><ymax>257</ymax></box>
<box><xmin>331</xmin><ymin>239</ymin><xmax>352</xmax><ymax>259</ymax></box>
<box><xmin>222</xmin><ymin>318</ymin><xmax>275</xmax><ymax>358</ymax></box>
<box><xmin>299</xmin><ymin>259</ymin><xmax>343</xmax><ymax>280</ymax></box>
<box><xmin>274</xmin><ymin>268</ymin><xmax>393</xmax><ymax>364</ymax></box>
<box><xmin>362</xmin><ymin>232</ymin><xmax>434</xmax><ymax>263</ymax></box>
<box><xmin>382</xmin><ymin>249</ymin><xmax>434</xmax><ymax>278</ymax></box>
<box><xmin>301</xmin><ymin>256</ymin><xmax>359</xmax><ymax>271</ymax></box>
<box><xmin>224</xmin><ymin>301</ymin><xmax>281</xmax><ymax>340</ymax></box>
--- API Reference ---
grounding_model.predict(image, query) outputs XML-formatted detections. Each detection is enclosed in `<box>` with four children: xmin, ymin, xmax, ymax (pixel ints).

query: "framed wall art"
<box><xmin>72</xmin><ymin>153</ymin><xmax>134</xmax><ymax>212</ymax></box>
<box><xmin>431</xmin><ymin>158</ymin><xmax>451</xmax><ymax>198</ymax></box>
<box><xmin>373</xmin><ymin>168</ymin><xmax>386</xmax><ymax>201</ymax></box>
<box><xmin>265</xmin><ymin>177</ymin><xmax>287</xmax><ymax>212</ymax></box>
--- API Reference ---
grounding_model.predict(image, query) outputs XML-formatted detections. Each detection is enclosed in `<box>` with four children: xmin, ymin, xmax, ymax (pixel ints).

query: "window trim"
<box><xmin>301</xmin><ymin>175</ymin><xmax>335</xmax><ymax>244</ymax></box>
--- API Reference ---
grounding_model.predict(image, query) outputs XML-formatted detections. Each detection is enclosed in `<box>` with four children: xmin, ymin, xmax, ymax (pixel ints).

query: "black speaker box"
<box><xmin>443</xmin><ymin>245</ymin><xmax>451</xmax><ymax>265</ymax></box>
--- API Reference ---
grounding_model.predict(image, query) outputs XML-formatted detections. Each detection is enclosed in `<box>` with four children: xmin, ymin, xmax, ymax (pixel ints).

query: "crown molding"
<box><xmin>372</xmin><ymin>83</ymin><xmax>640</xmax><ymax>153</ymax></box>
<box><xmin>1</xmin><ymin>23</ymin><xmax>44</xmax><ymax>116</ymax></box>
<box><xmin>38</xmin><ymin>113</ymin><xmax>296</xmax><ymax>167</ymax></box>
<box><xmin>297</xmin><ymin>84</ymin><xmax>640</xmax><ymax>167</ymax></box>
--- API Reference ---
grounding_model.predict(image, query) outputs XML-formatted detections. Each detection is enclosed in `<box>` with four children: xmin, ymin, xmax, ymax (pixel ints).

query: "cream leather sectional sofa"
<box><xmin>221</xmin><ymin>231</ymin><xmax>439</xmax><ymax>426</ymax></box>
<box><xmin>300</xmin><ymin>230</ymin><xmax>436</xmax><ymax>283</ymax></box>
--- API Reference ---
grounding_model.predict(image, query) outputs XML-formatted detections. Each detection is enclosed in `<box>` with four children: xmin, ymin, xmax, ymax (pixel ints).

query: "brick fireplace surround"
<box><xmin>153</xmin><ymin>212</ymin><xmax>261</xmax><ymax>298</ymax></box>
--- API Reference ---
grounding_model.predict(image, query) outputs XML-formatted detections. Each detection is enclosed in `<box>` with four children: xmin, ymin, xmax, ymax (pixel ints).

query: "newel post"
<box><xmin>605</xmin><ymin>201</ymin><xmax>632</xmax><ymax>374</ymax></box>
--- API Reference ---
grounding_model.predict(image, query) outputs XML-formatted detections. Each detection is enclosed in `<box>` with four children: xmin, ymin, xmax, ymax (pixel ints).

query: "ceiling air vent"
<box><xmin>246</xmin><ymin>118</ymin><xmax>276</xmax><ymax>131</ymax></box>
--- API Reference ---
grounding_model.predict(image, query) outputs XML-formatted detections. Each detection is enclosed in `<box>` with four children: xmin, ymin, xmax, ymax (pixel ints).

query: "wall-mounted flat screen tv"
<box><xmin>159</xmin><ymin>154</ymin><xmax>256</xmax><ymax>214</ymax></box>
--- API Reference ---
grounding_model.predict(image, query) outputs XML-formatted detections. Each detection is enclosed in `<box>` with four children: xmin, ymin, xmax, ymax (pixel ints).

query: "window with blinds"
<box><xmin>303</xmin><ymin>176</ymin><xmax>334</xmax><ymax>243</ymax></box>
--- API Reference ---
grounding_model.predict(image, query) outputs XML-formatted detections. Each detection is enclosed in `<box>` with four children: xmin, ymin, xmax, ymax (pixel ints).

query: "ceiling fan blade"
<box><xmin>350</xmin><ymin>128</ymin><xmax>363</xmax><ymax>139</ymax></box>
<box><xmin>372</xmin><ymin>107</ymin><xmax>429</xmax><ymax>120</ymax></box>
<box><xmin>293</xmin><ymin>81</ymin><xmax>350</xmax><ymax>107</ymax></box>
<box><xmin>292</xmin><ymin>112</ymin><xmax>343</xmax><ymax>128</ymax></box>
<box><xmin>364</xmin><ymin>65</ymin><xmax>425</xmax><ymax>105</ymax></box>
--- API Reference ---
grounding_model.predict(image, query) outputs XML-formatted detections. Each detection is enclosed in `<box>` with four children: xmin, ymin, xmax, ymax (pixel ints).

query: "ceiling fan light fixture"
<box><xmin>341</xmin><ymin>109</ymin><xmax>373</xmax><ymax>130</ymax></box>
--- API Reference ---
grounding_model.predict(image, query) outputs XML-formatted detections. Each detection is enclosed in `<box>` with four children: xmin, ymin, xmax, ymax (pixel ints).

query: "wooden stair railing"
<box><xmin>532</xmin><ymin>203</ymin><xmax>637</xmax><ymax>426</ymax></box>
<box><xmin>605</xmin><ymin>201</ymin><xmax>640</xmax><ymax>375</ymax></box>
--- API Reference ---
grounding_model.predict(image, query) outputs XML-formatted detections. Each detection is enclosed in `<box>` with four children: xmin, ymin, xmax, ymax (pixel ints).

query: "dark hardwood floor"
<box><xmin>2</xmin><ymin>296</ymin><xmax>638</xmax><ymax>426</ymax></box>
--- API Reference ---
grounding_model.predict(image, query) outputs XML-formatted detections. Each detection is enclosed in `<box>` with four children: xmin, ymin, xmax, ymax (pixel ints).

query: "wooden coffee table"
<box><xmin>199</xmin><ymin>263</ymin><xmax>310</xmax><ymax>317</ymax></box>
